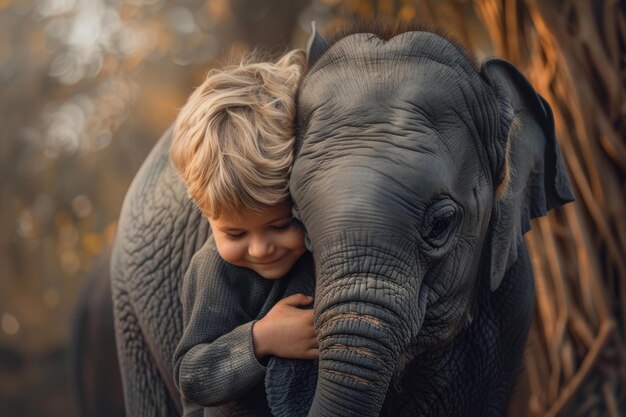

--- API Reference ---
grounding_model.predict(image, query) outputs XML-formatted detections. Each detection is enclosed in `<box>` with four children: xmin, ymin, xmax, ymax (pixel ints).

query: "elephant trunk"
<box><xmin>308</xmin><ymin>306</ymin><xmax>401</xmax><ymax>416</ymax></box>
<box><xmin>307</xmin><ymin>243</ymin><xmax>420</xmax><ymax>417</ymax></box>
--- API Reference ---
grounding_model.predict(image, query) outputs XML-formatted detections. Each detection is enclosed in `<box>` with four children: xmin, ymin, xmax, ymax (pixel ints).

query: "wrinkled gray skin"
<box><xmin>111</xmin><ymin>24</ymin><xmax>573</xmax><ymax>417</ymax></box>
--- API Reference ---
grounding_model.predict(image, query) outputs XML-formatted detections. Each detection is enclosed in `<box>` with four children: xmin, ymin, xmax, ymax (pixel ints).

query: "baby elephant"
<box><xmin>110</xmin><ymin>20</ymin><xmax>573</xmax><ymax>417</ymax></box>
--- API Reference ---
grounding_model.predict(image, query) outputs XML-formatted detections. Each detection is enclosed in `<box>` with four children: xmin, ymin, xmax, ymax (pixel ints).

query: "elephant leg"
<box><xmin>112</xmin><ymin>280</ymin><xmax>180</xmax><ymax>417</ymax></box>
<box><xmin>70</xmin><ymin>247</ymin><xmax>126</xmax><ymax>417</ymax></box>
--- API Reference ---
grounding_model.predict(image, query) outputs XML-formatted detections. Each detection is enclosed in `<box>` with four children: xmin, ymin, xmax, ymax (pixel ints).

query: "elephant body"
<box><xmin>111</xmin><ymin>21</ymin><xmax>573</xmax><ymax>417</ymax></box>
<box><xmin>111</xmin><ymin>130</ymin><xmax>206</xmax><ymax>416</ymax></box>
<box><xmin>383</xmin><ymin>246</ymin><xmax>534</xmax><ymax>416</ymax></box>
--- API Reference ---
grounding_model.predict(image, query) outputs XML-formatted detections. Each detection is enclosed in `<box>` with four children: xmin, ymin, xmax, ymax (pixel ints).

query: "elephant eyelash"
<box><xmin>420</xmin><ymin>199</ymin><xmax>461</xmax><ymax>249</ymax></box>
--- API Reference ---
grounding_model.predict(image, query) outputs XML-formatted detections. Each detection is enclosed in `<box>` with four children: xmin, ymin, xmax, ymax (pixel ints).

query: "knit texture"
<box><xmin>173</xmin><ymin>235</ymin><xmax>315</xmax><ymax>415</ymax></box>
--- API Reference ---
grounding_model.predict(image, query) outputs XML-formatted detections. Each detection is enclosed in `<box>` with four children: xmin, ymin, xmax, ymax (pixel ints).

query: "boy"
<box><xmin>169</xmin><ymin>49</ymin><xmax>316</xmax><ymax>416</ymax></box>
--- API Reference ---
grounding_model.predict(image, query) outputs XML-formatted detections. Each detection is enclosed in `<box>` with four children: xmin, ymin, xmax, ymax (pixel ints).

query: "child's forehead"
<box><xmin>215</xmin><ymin>201</ymin><xmax>293</xmax><ymax>225</ymax></box>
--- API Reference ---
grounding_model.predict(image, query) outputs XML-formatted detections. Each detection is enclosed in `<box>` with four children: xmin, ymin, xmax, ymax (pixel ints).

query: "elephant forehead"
<box><xmin>304</xmin><ymin>73</ymin><xmax>475</xmax><ymax>135</ymax></box>
<box><xmin>298</xmin><ymin>59</ymin><xmax>493</xmax><ymax>156</ymax></box>
<box><xmin>301</xmin><ymin>30</ymin><xmax>487</xmax><ymax>112</ymax></box>
<box><xmin>308</xmin><ymin>30</ymin><xmax>478</xmax><ymax>79</ymax></box>
<box><xmin>296</xmin><ymin>70</ymin><xmax>489</xmax><ymax>185</ymax></box>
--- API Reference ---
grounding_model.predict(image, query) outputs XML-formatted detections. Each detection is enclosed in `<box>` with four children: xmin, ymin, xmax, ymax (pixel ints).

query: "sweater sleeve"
<box><xmin>173</xmin><ymin>238</ymin><xmax>267</xmax><ymax>406</ymax></box>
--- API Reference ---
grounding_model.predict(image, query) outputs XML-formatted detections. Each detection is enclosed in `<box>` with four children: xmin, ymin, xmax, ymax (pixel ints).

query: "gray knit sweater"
<box><xmin>173</xmin><ymin>235</ymin><xmax>314</xmax><ymax>416</ymax></box>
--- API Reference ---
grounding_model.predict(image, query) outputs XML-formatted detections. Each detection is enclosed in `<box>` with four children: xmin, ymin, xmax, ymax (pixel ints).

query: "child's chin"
<box><xmin>256</xmin><ymin>270</ymin><xmax>285</xmax><ymax>280</ymax></box>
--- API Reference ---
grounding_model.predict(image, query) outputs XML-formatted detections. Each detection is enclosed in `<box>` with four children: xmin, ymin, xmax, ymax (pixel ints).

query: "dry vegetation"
<box><xmin>475</xmin><ymin>1</ymin><xmax>626</xmax><ymax>416</ymax></box>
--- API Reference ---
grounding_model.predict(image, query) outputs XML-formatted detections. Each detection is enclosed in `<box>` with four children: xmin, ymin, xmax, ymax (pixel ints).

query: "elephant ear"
<box><xmin>481</xmin><ymin>59</ymin><xmax>574</xmax><ymax>291</ymax></box>
<box><xmin>306</xmin><ymin>21</ymin><xmax>330</xmax><ymax>70</ymax></box>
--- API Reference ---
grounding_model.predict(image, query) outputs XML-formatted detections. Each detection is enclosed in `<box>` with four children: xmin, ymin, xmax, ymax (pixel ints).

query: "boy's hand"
<box><xmin>252</xmin><ymin>293</ymin><xmax>319</xmax><ymax>360</ymax></box>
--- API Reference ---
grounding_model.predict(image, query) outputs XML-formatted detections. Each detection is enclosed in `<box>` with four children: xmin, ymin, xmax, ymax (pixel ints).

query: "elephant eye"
<box><xmin>421</xmin><ymin>199</ymin><xmax>461</xmax><ymax>248</ymax></box>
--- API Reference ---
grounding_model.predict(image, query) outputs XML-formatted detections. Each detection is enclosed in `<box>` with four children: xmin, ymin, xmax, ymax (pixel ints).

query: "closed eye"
<box><xmin>224</xmin><ymin>231</ymin><xmax>245</xmax><ymax>241</ymax></box>
<box><xmin>270</xmin><ymin>219</ymin><xmax>295</xmax><ymax>232</ymax></box>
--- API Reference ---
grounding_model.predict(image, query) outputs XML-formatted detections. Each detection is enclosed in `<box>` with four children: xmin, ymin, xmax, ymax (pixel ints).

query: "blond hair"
<box><xmin>170</xmin><ymin>49</ymin><xmax>306</xmax><ymax>219</ymax></box>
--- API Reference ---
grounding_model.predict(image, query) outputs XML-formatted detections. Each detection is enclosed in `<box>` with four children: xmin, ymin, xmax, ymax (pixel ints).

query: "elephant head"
<box><xmin>266</xmin><ymin>21</ymin><xmax>573</xmax><ymax>417</ymax></box>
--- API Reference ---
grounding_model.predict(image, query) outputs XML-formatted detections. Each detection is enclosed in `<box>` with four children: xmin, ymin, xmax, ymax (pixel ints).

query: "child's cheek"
<box><xmin>287</xmin><ymin>229</ymin><xmax>306</xmax><ymax>253</ymax></box>
<box><xmin>216</xmin><ymin>239</ymin><xmax>243</xmax><ymax>265</ymax></box>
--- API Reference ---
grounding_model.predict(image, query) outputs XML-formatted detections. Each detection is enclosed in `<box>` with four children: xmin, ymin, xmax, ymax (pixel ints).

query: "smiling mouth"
<box><xmin>253</xmin><ymin>254</ymin><xmax>285</xmax><ymax>265</ymax></box>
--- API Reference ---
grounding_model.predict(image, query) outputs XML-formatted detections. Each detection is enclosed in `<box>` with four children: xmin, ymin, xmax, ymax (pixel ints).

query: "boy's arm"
<box><xmin>173</xmin><ymin>240</ymin><xmax>266</xmax><ymax>407</ymax></box>
<box><xmin>176</xmin><ymin>323</ymin><xmax>264</xmax><ymax>406</ymax></box>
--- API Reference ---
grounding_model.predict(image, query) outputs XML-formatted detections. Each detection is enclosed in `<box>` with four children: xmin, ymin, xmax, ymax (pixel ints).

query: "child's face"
<box><xmin>209</xmin><ymin>201</ymin><xmax>307</xmax><ymax>280</ymax></box>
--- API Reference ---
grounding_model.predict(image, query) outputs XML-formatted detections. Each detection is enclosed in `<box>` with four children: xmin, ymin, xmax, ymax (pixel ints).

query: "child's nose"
<box><xmin>248</xmin><ymin>238</ymin><xmax>275</xmax><ymax>259</ymax></box>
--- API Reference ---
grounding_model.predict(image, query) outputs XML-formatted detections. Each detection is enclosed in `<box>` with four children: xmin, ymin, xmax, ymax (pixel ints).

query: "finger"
<box><xmin>279</xmin><ymin>293</ymin><xmax>314</xmax><ymax>307</ymax></box>
<box><xmin>305</xmin><ymin>348</ymin><xmax>320</xmax><ymax>359</ymax></box>
<box><xmin>298</xmin><ymin>313</ymin><xmax>316</xmax><ymax>328</ymax></box>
